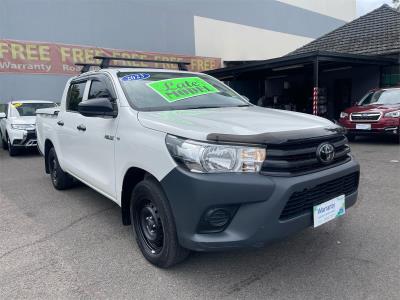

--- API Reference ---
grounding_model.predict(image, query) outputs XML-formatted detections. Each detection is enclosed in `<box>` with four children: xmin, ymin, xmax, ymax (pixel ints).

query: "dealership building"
<box><xmin>0</xmin><ymin>0</ymin><xmax>356</xmax><ymax>104</ymax></box>
<box><xmin>208</xmin><ymin>5</ymin><xmax>400</xmax><ymax>120</ymax></box>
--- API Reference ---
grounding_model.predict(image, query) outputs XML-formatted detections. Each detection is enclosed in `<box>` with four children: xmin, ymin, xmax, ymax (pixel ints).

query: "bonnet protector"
<box><xmin>206</xmin><ymin>126</ymin><xmax>345</xmax><ymax>146</ymax></box>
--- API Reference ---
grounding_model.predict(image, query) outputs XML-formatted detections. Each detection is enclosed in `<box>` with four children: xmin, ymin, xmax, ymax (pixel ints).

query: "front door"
<box><xmin>73</xmin><ymin>76</ymin><xmax>119</xmax><ymax>200</ymax></box>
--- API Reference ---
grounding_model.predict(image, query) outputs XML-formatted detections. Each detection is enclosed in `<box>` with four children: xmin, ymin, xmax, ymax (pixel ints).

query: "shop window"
<box><xmin>381</xmin><ymin>65</ymin><xmax>400</xmax><ymax>87</ymax></box>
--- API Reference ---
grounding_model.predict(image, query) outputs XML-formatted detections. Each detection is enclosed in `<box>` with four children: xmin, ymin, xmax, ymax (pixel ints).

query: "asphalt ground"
<box><xmin>0</xmin><ymin>136</ymin><xmax>399</xmax><ymax>299</ymax></box>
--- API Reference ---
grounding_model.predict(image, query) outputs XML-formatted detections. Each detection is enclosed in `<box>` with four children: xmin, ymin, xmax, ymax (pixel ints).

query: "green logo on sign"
<box><xmin>147</xmin><ymin>76</ymin><xmax>219</xmax><ymax>103</ymax></box>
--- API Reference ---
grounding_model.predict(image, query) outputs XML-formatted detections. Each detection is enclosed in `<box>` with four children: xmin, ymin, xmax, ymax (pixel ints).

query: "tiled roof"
<box><xmin>290</xmin><ymin>5</ymin><xmax>400</xmax><ymax>56</ymax></box>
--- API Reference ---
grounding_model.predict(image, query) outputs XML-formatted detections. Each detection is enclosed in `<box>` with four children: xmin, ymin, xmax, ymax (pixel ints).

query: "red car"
<box><xmin>339</xmin><ymin>88</ymin><xmax>400</xmax><ymax>143</ymax></box>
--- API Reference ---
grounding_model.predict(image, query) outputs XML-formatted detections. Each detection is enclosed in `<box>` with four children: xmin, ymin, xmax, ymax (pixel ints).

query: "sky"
<box><xmin>357</xmin><ymin>0</ymin><xmax>394</xmax><ymax>16</ymax></box>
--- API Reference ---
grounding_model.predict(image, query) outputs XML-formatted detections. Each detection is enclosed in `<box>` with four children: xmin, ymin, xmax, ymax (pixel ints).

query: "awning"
<box><xmin>204</xmin><ymin>51</ymin><xmax>397</xmax><ymax>80</ymax></box>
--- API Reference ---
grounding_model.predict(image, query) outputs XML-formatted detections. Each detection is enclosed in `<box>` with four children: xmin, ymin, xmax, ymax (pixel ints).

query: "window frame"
<box><xmin>66</xmin><ymin>72</ymin><xmax>118</xmax><ymax>115</ymax></box>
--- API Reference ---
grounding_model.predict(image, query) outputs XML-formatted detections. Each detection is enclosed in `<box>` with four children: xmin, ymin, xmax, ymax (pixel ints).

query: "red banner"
<box><xmin>0</xmin><ymin>39</ymin><xmax>221</xmax><ymax>75</ymax></box>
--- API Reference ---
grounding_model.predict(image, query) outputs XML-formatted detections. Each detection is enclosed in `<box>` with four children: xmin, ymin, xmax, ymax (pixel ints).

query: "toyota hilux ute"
<box><xmin>36</xmin><ymin>63</ymin><xmax>360</xmax><ymax>268</ymax></box>
<box><xmin>339</xmin><ymin>88</ymin><xmax>400</xmax><ymax>143</ymax></box>
<box><xmin>0</xmin><ymin>100</ymin><xmax>57</xmax><ymax>156</ymax></box>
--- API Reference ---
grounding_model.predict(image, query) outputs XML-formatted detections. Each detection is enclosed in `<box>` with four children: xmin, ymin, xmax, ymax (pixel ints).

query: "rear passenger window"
<box><xmin>66</xmin><ymin>82</ymin><xmax>86</xmax><ymax>111</ymax></box>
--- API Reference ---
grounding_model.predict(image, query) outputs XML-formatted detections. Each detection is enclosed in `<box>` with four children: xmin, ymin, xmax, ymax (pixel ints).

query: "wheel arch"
<box><xmin>121</xmin><ymin>167</ymin><xmax>158</xmax><ymax>226</ymax></box>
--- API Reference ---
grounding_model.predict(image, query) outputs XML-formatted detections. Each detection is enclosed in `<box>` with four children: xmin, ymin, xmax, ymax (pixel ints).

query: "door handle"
<box><xmin>57</xmin><ymin>120</ymin><xmax>64</xmax><ymax>126</ymax></box>
<box><xmin>77</xmin><ymin>124</ymin><xmax>86</xmax><ymax>131</ymax></box>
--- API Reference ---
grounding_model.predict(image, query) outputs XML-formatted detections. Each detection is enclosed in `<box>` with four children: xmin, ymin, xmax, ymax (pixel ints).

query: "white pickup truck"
<box><xmin>0</xmin><ymin>100</ymin><xmax>56</xmax><ymax>156</ymax></box>
<box><xmin>36</xmin><ymin>64</ymin><xmax>360</xmax><ymax>268</ymax></box>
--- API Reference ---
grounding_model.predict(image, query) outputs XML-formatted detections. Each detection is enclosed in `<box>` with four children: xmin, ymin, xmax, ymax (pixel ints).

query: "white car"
<box><xmin>0</xmin><ymin>100</ymin><xmax>57</xmax><ymax>156</ymax></box>
<box><xmin>36</xmin><ymin>65</ymin><xmax>360</xmax><ymax>268</ymax></box>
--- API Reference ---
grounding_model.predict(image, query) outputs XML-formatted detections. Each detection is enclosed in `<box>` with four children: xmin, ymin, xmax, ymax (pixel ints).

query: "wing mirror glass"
<box><xmin>0</xmin><ymin>112</ymin><xmax>6</xmax><ymax>119</ymax></box>
<box><xmin>78</xmin><ymin>98</ymin><xmax>117</xmax><ymax>117</ymax></box>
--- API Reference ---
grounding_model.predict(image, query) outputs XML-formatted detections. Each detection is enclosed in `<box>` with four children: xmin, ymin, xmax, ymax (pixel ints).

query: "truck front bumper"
<box><xmin>161</xmin><ymin>158</ymin><xmax>360</xmax><ymax>251</ymax></box>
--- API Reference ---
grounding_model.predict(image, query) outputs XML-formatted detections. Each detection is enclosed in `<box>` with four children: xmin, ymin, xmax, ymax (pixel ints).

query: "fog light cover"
<box><xmin>197</xmin><ymin>205</ymin><xmax>239</xmax><ymax>233</ymax></box>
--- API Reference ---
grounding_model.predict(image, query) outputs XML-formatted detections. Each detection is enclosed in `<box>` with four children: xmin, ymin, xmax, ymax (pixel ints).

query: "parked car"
<box><xmin>36</xmin><ymin>65</ymin><xmax>360</xmax><ymax>268</ymax></box>
<box><xmin>339</xmin><ymin>88</ymin><xmax>400</xmax><ymax>143</ymax></box>
<box><xmin>0</xmin><ymin>100</ymin><xmax>57</xmax><ymax>156</ymax></box>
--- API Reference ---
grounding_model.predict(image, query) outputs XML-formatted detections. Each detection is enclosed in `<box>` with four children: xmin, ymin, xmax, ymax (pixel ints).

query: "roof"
<box><xmin>75</xmin><ymin>68</ymin><xmax>205</xmax><ymax>79</ymax></box>
<box><xmin>205</xmin><ymin>51</ymin><xmax>397</xmax><ymax>78</ymax></box>
<box><xmin>290</xmin><ymin>5</ymin><xmax>400</xmax><ymax>56</ymax></box>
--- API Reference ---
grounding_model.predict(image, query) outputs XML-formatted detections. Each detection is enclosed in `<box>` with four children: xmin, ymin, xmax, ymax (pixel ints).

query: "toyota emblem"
<box><xmin>317</xmin><ymin>143</ymin><xmax>335</xmax><ymax>164</ymax></box>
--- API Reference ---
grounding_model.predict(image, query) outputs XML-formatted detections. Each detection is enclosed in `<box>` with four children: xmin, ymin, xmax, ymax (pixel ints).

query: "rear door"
<box><xmin>57</xmin><ymin>80</ymin><xmax>88</xmax><ymax>175</ymax></box>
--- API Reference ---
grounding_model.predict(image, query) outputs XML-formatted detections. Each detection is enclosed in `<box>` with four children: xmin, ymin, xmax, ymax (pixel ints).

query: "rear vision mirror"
<box><xmin>0</xmin><ymin>112</ymin><xmax>6</xmax><ymax>119</ymax></box>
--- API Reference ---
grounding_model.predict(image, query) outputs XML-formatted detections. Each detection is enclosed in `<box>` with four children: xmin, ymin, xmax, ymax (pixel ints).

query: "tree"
<box><xmin>393</xmin><ymin>0</ymin><xmax>400</xmax><ymax>11</ymax></box>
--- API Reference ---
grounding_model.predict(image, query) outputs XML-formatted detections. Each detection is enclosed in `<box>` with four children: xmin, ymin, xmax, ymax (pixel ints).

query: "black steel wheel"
<box><xmin>130</xmin><ymin>178</ymin><xmax>189</xmax><ymax>268</ymax></box>
<box><xmin>137</xmin><ymin>201</ymin><xmax>164</xmax><ymax>254</ymax></box>
<box><xmin>48</xmin><ymin>147</ymin><xmax>73</xmax><ymax>190</ymax></box>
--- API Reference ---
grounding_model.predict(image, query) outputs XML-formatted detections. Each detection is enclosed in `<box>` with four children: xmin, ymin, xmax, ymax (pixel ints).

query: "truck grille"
<box><xmin>261</xmin><ymin>135</ymin><xmax>351</xmax><ymax>176</ymax></box>
<box><xmin>280</xmin><ymin>172</ymin><xmax>359</xmax><ymax>220</ymax></box>
<box><xmin>350</xmin><ymin>113</ymin><xmax>381</xmax><ymax>122</ymax></box>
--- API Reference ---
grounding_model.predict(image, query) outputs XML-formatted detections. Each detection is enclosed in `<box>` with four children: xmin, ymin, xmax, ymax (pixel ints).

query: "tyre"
<box><xmin>130</xmin><ymin>178</ymin><xmax>190</xmax><ymax>268</ymax></box>
<box><xmin>0</xmin><ymin>133</ymin><xmax>7</xmax><ymax>150</ymax></box>
<box><xmin>395</xmin><ymin>127</ymin><xmax>400</xmax><ymax>144</ymax></box>
<box><xmin>48</xmin><ymin>147</ymin><xmax>74</xmax><ymax>190</ymax></box>
<box><xmin>7</xmin><ymin>135</ymin><xmax>18</xmax><ymax>156</ymax></box>
<box><xmin>347</xmin><ymin>134</ymin><xmax>356</xmax><ymax>142</ymax></box>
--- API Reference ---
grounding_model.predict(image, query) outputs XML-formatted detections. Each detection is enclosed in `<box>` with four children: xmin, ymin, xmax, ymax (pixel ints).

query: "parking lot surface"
<box><xmin>0</xmin><ymin>138</ymin><xmax>399</xmax><ymax>299</ymax></box>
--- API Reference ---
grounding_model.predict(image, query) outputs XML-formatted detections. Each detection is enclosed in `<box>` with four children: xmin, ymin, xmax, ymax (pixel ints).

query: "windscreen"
<box><xmin>118</xmin><ymin>72</ymin><xmax>249</xmax><ymax>111</ymax></box>
<box><xmin>359</xmin><ymin>90</ymin><xmax>400</xmax><ymax>106</ymax></box>
<box><xmin>10</xmin><ymin>102</ymin><xmax>56</xmax><ymax>117</ymax></box>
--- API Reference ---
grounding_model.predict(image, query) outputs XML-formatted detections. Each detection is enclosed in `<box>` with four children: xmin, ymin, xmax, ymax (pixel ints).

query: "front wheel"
<box><xmin>1</xmin><ymin>133</ymin><xmax>7</xmax><ymax>150</ymax></box>
<box><xmin>130</xmin><ymin>178</ymin><xmax>190</xmax><ymax>268</ymax></box>
<box><xmin>395</xmin><ymin>127</ymin><xmax>400</xmax><ymax>144</ymax></box>
<box><xmin>48</xmin><ymin>147</ymin><xmax>74</xmax><ymax>190</ymax></box>
<box><xmin>7</xmin><ymin>136</ymin><xmax>18</xmax><ymax>156</ymax></box>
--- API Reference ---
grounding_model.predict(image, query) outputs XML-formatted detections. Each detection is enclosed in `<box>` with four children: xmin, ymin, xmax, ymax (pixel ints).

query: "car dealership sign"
<box><xmin>0</xmin><ymin>39</ymin><xmax>221</xmax><ymax>75</ymax></box>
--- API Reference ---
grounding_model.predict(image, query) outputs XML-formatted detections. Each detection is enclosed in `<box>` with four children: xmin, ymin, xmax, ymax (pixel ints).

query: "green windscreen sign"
<box><xmin>147</xmin><ymin>77</ymin><xmax>219</xmax><ymax>103</ymax></box>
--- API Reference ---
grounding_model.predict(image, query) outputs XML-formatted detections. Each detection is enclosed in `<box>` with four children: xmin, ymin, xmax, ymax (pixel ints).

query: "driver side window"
<box><xmin>88</xmin><ymin>80</ymin><xmax>111</xmax><ymax>99</ymax></box>
<box><xmin>88</xmin><ymin>78</ymin><xmax>118</xmax><ymax>112</ymax></box>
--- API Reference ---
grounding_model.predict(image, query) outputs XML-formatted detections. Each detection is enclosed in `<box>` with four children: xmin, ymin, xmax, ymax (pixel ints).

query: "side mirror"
<box><xmin>0</xmin><ymin>112</ymin><xmax>6</xmax><ymax>119</ymax></box>
<box><xmin>78</xmin><ymin>98</ymin><xmax>117</xmax><ymax>117</ymax></box>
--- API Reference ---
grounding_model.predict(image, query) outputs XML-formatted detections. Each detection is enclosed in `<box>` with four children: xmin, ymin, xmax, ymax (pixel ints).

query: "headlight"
<box><xmin>166</xmin><ymin>135</ymin><xmax>266</xmax><ymax>173</ymax></box>
<box><xmin>340</xmin><ymin>112</ymin><xmax>349</xmax><ymax>118</ymax></box>
<box><xmin>384</xmin><ymin>110</ymin><xmax>400</xmax><ymax>118</ymax></box>
<box><xmin>11</xmin><ymin>124</ymin><xmax>35</xmax><ymax>130</ymax></box>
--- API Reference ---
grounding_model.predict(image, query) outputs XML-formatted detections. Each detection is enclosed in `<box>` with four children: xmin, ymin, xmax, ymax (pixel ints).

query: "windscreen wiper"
<box><xmin>184</xmin><ymin>106</ymin><xmax>224</xmax><ymax>110</ymax></box>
